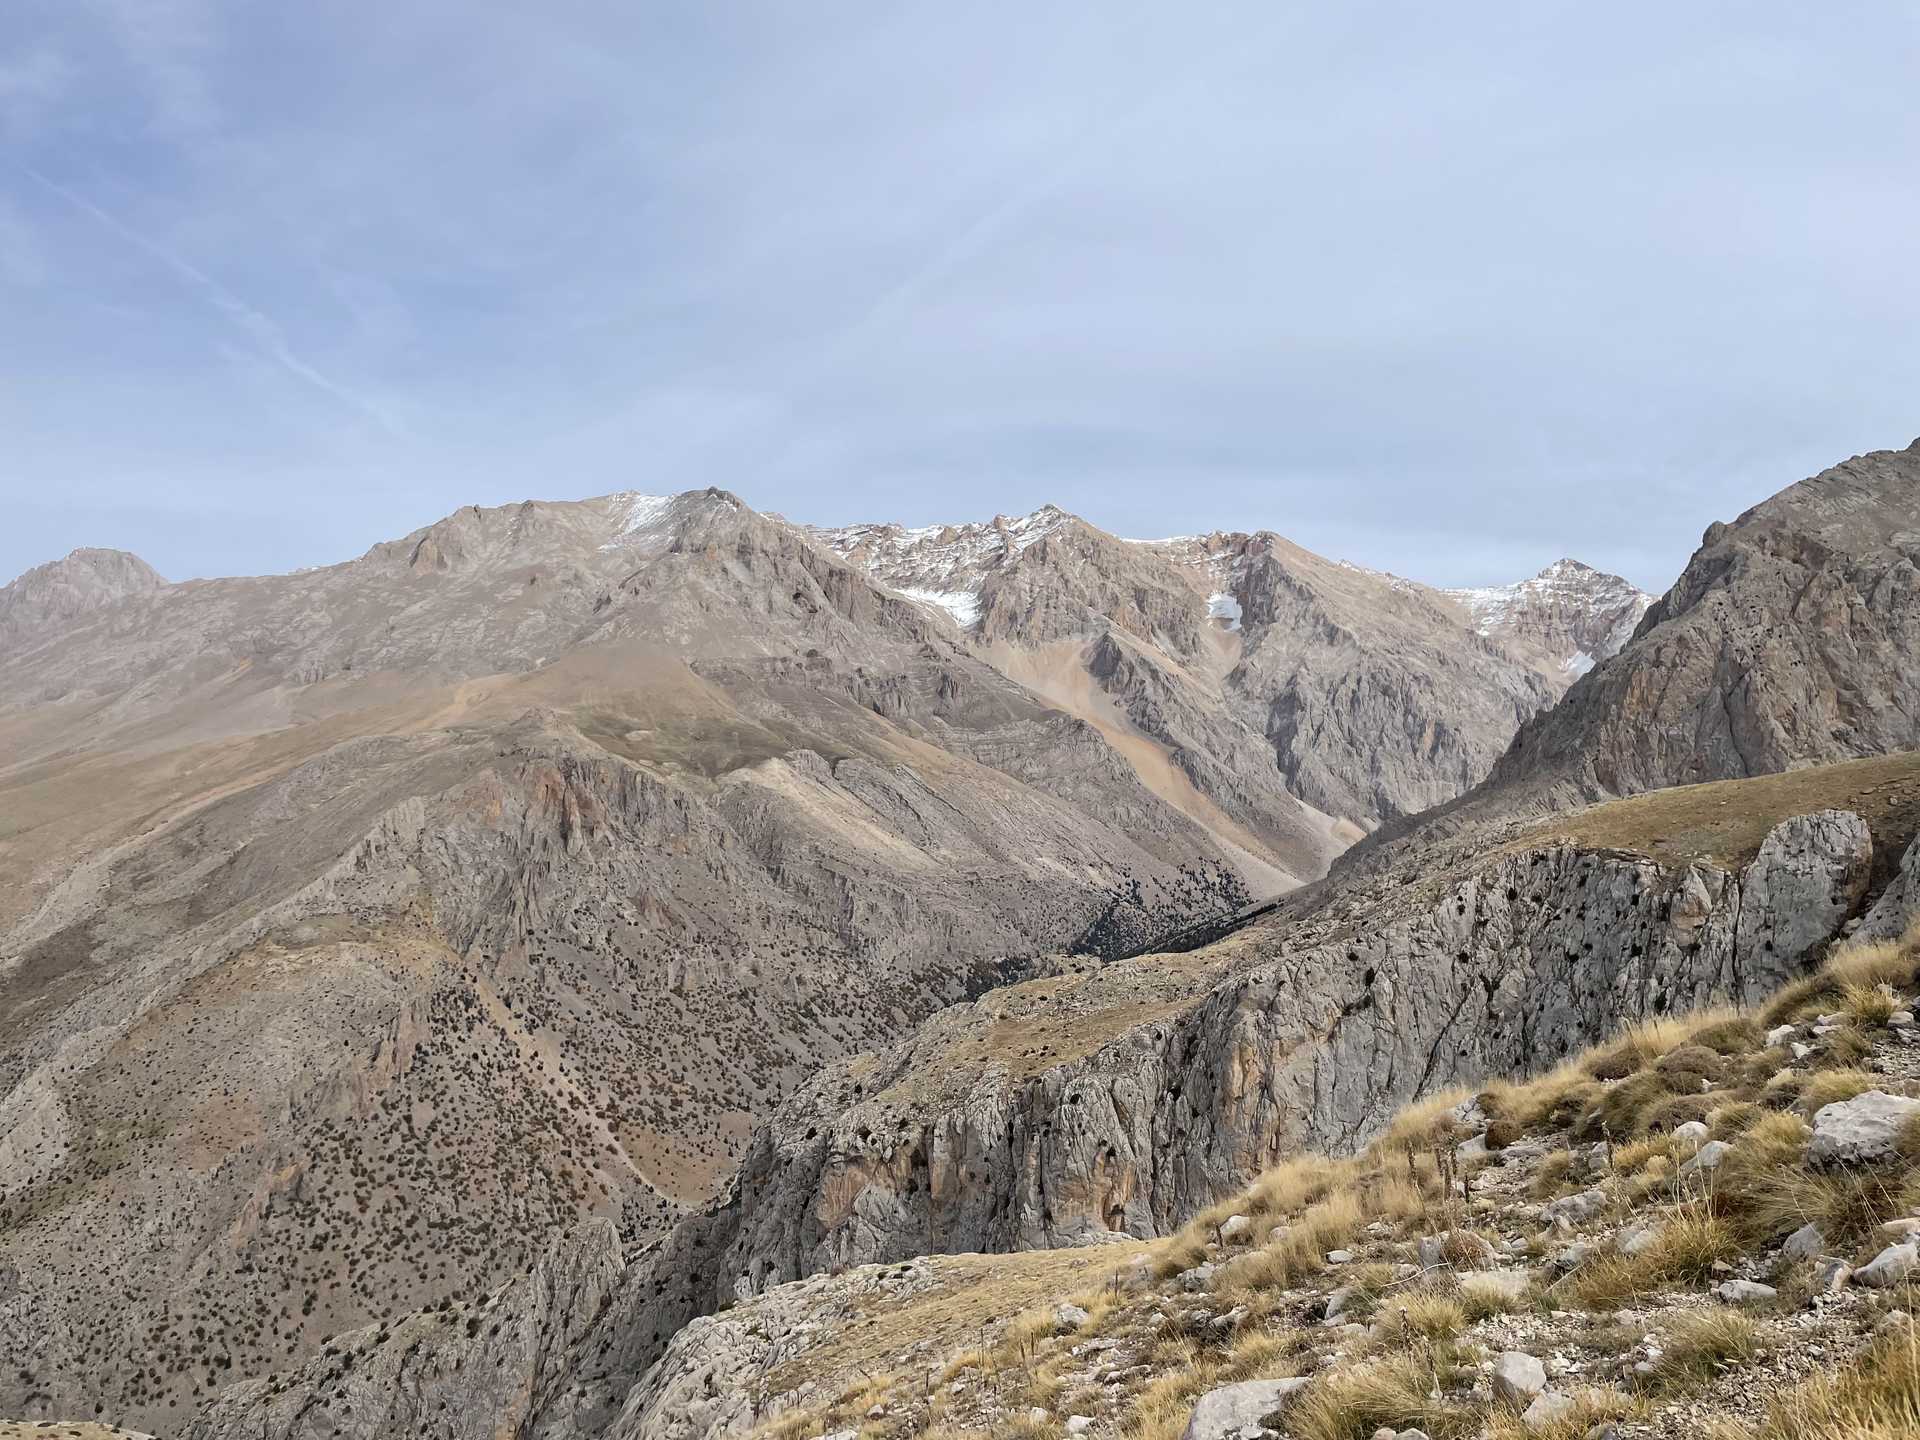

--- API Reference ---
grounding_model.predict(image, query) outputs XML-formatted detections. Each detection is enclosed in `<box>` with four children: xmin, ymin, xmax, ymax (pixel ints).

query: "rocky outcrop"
<box><xmin>1807</xmin><ymin>1091</ymin><xmax>1920</xmax><ymax>1169</ymax></box>
<box><xmin>820</xmin><ymin>509</ymin><xmax>1593</xmax><ymax>849</ymax></box>
<box><xmin>693</xmin><ymin>810</ymin><xmax>1881</xmax><ymax>1301</ymax></box>
<box><xmin>603</xmin><ymin>1255</ymin><xmax>951</xmax><ymax>1440</ymax></box>
<box><xmin>1734</xmin><ymin>809</ymin><xmax>1875</xmax><ymax>971</ymax></box>
<box><xmin>0</xmin><ymin>547</ymin><xmax>166</xmax><ymax>656</ymax></box>
<box><xmin>1225</xmin><ymin>534</ymin><xmax>1556</xmax><ymax>826</ymax></box>
<box><xmin>1483</xmin><ymin>441</ymin><xmax>1920</xmax><ymax>808</ymax></box>
<box><xmin>1858</xmin><ymin>835</ymin><xmax>1920</xmax><ymax>943</ymax></box>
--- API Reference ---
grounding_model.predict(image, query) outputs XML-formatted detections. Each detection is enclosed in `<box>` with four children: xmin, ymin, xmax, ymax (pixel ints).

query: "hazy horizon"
<box><xmin>5</xmin><ymin>3</ymin><xmax>1916</xmax><ymax>593</ymax></box>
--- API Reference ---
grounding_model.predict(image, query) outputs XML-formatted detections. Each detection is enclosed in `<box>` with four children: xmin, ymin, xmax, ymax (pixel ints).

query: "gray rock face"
<box><xmin>0</xmin><ymin>546</ymin><xmax>166</xmax><ymax>653</ymax></box>
<box><xmin>1481</xmin><ymin>442</ymin><xmax>1920</xmax><ymax>807</ymax></box>
<box><xmin>1442</xmin><ymin>559</ymin><xmax>1654</xmax><ymax>682</ymax></box>
<box><xmin>1676</xmin><ymin>1139</ymin><xmax>1730</xmax><ymax>1179</ymax></box>
<box><xmin>1178</xmin><ymin>1377</ymin><xmax>1310</xmax><ymax>1440</ymax></box>
<box><xmin>1521</xmin><ymin>1392</ymin><xmax>1576</xmax><ymax>1429</ymax></box>
<box><xmin>1782</xmin><ymin>1222</ymin><xmax>1828</xmax><ymax>1260</ymax></box>
<box><xmin>0</xmin><ymin>489</ymin><xmax>1277</xmax><ymax>1430</ymax></box>
<box><xmin>176</xmin><ymin>795</ymin><xmax>1897</xmax><ymax>1440</ymax></box>
<box><xmin>1714</xmin><ymin>1279</ymin><xmax>1778</xmax><ymax>1304</ymax></box>
<box><xmin>1808</xmin><ymin>1091</ymin><xmax>1920</xmax><ymax>1168</ymax></box>
<box><xmin>819</xmin><ymin>514</ymin><xmax>1590</xmax><ymax>840</ymax></box>
<box><xmin>30</xmin><ymin>446</ymin><xmax>1920</xmax><ymax>1438</ymax></box>
<box><xmin>1736</xmin><ymin>811</ymin><xmax>1874</xmax><ymax>974</ymax></box>
<box><xmin>1225</xmin><ymin>535</ymin><xmax>1556</xmax><ymax>827</ymax></box>
<box><xmin>1858</xmin><ymin>835</ymin><xmax>1920</xmax><ymax>944</ymax></box>
<box><xmin>1614</xmin><ymin>1222</ymin><xmax>1660</xmax><ymax>1258</ymax></box>
<box><xmin>1541</xmin><ymin>1189</ymin><xmax>1611</xmax><ymax>1229</ymax></box>
<box><xmin>603</xmin><ymin>1257</ymin><xmax>950</xmax><ymax>1440</ymax></box>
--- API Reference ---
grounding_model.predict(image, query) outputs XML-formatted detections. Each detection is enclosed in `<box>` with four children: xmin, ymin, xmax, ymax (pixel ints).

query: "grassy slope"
<box><xmin>1521</xmin><ymin>750</ymin><xmax>1920</xmax><ymax>879</ymax></box>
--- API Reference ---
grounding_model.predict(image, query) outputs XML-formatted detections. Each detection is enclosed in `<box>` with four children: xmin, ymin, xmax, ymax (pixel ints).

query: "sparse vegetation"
<box><xmin>742</xmin><ymin>918</ymin><xmax>1920</xmax><ymax>1440</ymax></box>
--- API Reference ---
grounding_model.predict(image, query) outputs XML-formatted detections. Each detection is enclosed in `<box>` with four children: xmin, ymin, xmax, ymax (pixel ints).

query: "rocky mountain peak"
<box><xmin>1444</xmin><ymin>558</ymin><xmax>1654</xmax><ymax>678</ymax></box>
<box><xmin>0</xmin><ymin>546</ymin><xmax>167</xmax><ymax>651</ymax></box>
<box><xmin>806</xmin><ymin>504</ymin><xmax>1079</xmax><ymax>629</ymax></box>
<box><xmin>1480</xmin><ymin>440</ymin><xmax>1920</xmax><ymax>808</ymax></box>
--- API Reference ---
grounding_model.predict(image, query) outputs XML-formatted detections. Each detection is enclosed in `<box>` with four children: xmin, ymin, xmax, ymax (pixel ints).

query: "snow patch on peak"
<box><xmin>600</xmin><ymin>493</ymin><xmax>675</xmax><ymax>549</ymax></box>
<box><xmin>895</xmin><ymin>586</ymin><xmax>982</xmax><ymax>630</ymax></box>
<box><xmin>1443</xmin><ymin>559</ymin><xmax>1654</xmax><ymax>677</ymax></box>
<box><xmin>1206</xmin><ymin>592</ymin><xmax>1242</xmax><ymax>631</ymax></box>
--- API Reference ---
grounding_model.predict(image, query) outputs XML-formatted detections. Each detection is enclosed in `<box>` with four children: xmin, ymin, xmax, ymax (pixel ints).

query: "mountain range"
<box><xmin>4</xmin><ymin>438</ymin><xmax>1918</xmax><ymax>1438</ymax></box>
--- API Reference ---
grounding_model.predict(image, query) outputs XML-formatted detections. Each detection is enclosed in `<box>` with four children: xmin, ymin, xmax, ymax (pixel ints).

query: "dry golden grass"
<box><xmin>1215</xmin><ymin>1189</ymin><xmax>1364</xmax><ymax>1294</ymax></box>
<box><xmin>1369</xmin><ymin>1170</ymin><xmax>1429</xmax><ymax>1222</ymax></box>
<box><xmin>1703</xmin><ymin>1109</ymin><xmax>1918</xmax><ymax>1251</ymax></box>
<box><xmin>756</xmin><ymin>920</ymin><xmax>1920</xmax><ymax>1440</ymax></box>
<box><xmin>1376</xmin><ymin>1287</ymin><xmax>1467</xmax><ymax>1340</ymax></box>
<box><xmin>1285</xmin><ymin>1349</ymin><xmax>1477</xmax><ymax>1440</ymax></box>
<box><xmin>1523</xmin><ymin>750</ymin><xmax>1920</xmax><ymax>872</ymax></box>
<box><xmin>1799</xmin><ymin>1069</ymin><xmax>1896</xmax><ymax>1113</ymax></box>
<box><xmin>1480</xmin><ymin>1062</ymin><xmax>1598</xmax><ymax>1141</ymax></box>
<box><xmin>1842</xmin><ymin>982</ymin><xmax>1900</xmax><ymax>1028</ymax></box>
<box><xmin>1818</xmin><ymin>1027</ymin><xmax>1877</xmax><ymax>1071</ymax></box>
<box><xmin>1529</xmin><ymin>1148</ymin><xmax>1575</xmax><ymax>1197</ymax></box>
<box><xmin>1563</xmin><ymin>1205</ymin><xmax>1739</xmax><ymax>1309</ymax></box>
<box><xmin>1480</xmin><ymin>1387</ymin><xmax>1640</xmax><ymax>1440</ymax></box>
<box><xmin>1125</xmin><ymin>1335</ymin><xmax>1307</xmax><ymax>1440</ymax></box>
<box><xmin>1459</xmin><ymin>1271</ymin><xmax>1529</xmax><ymax>1320</ymax></box>
<box><xmin>1643</xmin><ymin>1307</ymin><xmax>1763</xmax><ymax>1391</ymax></box>
<box><xmin>1746</xmin><ymin>1322</ymin><xmax>1920</xmax><ymax>1438</ymax></box>
<box><xmin>757</xmin><ymin>1243</ymin><xmax>1144</xmax><ymax>1405</ymax></box>
<box><xmin>1585</xmin><ymin>1017</ymin><xmax>1694</xmax><ymax>1079</ymax></box>
<box><xmin>1614</xmin><ymin>1133</ymin><xmax>1676</xmax><ymax>1173</ymax></box>
<box><xmin>1764</xmin><ymin>926</ymin><xmax>1920</xmax><ymax>1027</ymax></box>
<box><xmin>1378</xmin><ymin>1085</ymin><xmax>1476</xmax><ymax>1152</ymax></box>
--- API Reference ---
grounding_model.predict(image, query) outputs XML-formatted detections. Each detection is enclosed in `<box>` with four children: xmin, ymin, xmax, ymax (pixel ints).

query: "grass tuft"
<box><xmin>1284</xmin><ymin>1351</ymin><xmax>1477</xmax><ymax>1440</ymax></box>
<box><xmin>1642</xmin><ymin>1307</ymin><xmax>1762</xmax><ymax>1392</ymax></box>
<box><xmin>1748</xmin><ymin>1322</ymin><xmax>1920</xmax><ymax>1438</ymax></box>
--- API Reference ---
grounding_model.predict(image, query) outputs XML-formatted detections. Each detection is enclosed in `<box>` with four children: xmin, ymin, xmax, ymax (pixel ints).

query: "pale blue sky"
<box><xmin>3</xmin><ymin>2</ymin><xmax>1915</xmax><ymax>591</ymax></box>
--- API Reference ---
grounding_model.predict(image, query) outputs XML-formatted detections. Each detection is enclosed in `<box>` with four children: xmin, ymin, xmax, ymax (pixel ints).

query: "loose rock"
<box><xmin>1807</xmin><ymin>1091</ymin><xmax>1920</xmax><ymax>1168</ymax></box>
<box><xmin>1180</xmin><ymin>1377</ymin><xmax>1311</xmax><ymax>1440</ymax></box>
<box><xmin>1853</xmin><ymin>1242</ymin><xmax>1919</xmax><ymax>1288</ymax></box>
<box><xmin>1492</xmin><ymin>1351</ymin><xmax>1548</xmax><ymax>1403</ymax></box>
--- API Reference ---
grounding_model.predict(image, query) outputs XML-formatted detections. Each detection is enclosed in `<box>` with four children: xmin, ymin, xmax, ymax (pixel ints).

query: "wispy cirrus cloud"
<box><xmin>23</xmin><ymin>167</ymin><xmax>403</xmax><ymax>434</ymax></box>
<box><xmin>0</xmin><ymin>2</ymin><xmax>1916</xmax><ymax>591</ymax></box>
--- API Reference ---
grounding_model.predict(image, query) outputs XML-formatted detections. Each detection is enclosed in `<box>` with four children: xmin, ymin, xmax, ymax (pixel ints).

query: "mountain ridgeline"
<box><xmin>4</xmin><ymin>438</ymin><xmax>1918</xmax><ymax>1439</ymax></box>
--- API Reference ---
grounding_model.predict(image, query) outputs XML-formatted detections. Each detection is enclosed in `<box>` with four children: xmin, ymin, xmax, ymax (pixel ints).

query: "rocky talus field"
<box><xmin>3</xmin><ymin>439</ymin><xmax>1918</xmax><ymax>1438</ymax></box>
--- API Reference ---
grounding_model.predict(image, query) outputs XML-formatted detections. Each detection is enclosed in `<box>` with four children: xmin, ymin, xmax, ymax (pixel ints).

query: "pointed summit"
<box><xmin>1444</xmin><ymin>558</ymin><xmax>1653</xmax><ymax>678</ymax></box>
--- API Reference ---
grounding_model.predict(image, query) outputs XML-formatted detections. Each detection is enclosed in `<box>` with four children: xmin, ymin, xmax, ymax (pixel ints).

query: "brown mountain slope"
<box><xmin>0</xmin><ymin>491</ymin><xmax>1273</xmax><ymax>1430</ymax></box>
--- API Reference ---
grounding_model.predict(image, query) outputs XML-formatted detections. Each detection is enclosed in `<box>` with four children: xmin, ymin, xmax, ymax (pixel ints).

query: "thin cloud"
<box><xmin>23</xmin><ymin>168</ymin><xmax>404</xmax><ymax>434</ymax></box>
